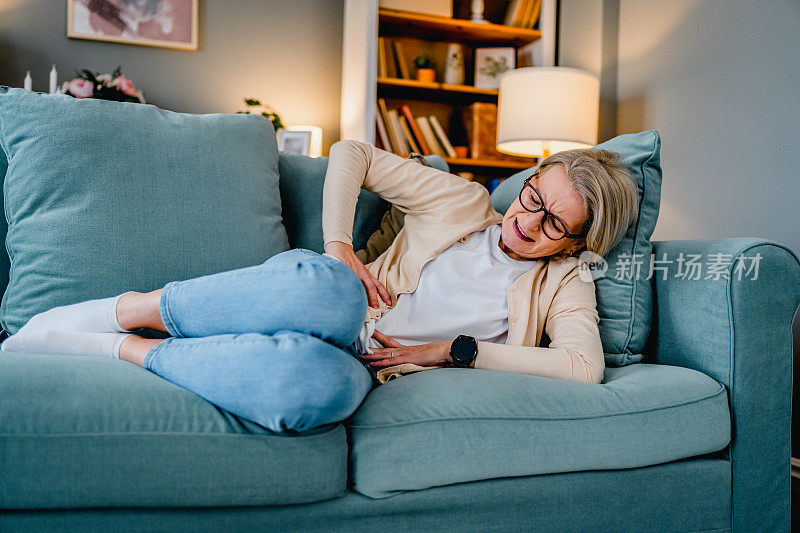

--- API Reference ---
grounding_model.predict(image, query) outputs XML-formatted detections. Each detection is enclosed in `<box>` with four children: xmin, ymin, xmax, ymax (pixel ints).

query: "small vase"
<box><xmin>444</xmin><ymin>43</ymin><xmax>465</xmax><ymax>86</ymax></box>
<box><xmin>416</xmin><ymin>68</ymin><xmax>436</xmax><ymax>83</ymax></box>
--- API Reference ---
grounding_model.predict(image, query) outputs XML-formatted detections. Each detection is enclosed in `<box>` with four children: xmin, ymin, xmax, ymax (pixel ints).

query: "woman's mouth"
<box><xmin>513</xmin><ymin>219</ymin><xmax>535</xmax><ymax>242</ymax></box>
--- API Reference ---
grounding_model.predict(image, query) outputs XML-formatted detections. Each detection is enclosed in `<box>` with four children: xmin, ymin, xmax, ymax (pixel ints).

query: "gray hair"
<box><xmin>536</xmin><ymin>148</ymin><xmax>639</xmax><ymax>258</ymax></box>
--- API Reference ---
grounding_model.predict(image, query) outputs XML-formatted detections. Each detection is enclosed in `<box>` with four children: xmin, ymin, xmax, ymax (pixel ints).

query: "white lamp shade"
<box><xmin>496</xmin><ymin>67</ymin><xmax>600</xmax><ymax>157</ymax></box>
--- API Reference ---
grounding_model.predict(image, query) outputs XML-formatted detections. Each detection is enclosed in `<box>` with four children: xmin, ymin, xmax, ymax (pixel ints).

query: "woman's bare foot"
<box><xmin>119</xmin><ymin>335</ymin><xmax>163</xmax><ymax>367</ymax></box>
<box><xmin>116</xmin><ymin>290</ymin><xmax>167</xmax><ymax>332</ymax></box>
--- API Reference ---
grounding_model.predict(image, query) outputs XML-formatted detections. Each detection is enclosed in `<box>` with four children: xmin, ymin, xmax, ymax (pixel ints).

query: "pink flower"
<box><xmin>68</xmin><ymin>78</ymin><xmax>94</xmax><ymax>98</ymax></box>
<box><xmin>96</xmin><ymin>74</ymin><xmax>113</xmax><ymax>85</ymax></box>
<box><xmin>112</xmin><ymin>76</ymin><xmax>137</xmax><ymax>97</ymax></box>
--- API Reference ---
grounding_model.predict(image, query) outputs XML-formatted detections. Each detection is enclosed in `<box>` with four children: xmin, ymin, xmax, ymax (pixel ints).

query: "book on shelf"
<box><xmin>416</xmin><ymin>116</ymin><xmax>447</xmax><ymax>158</ymax></box>
<box><xmin>387</xmin><ymin>109</ymin><xmax>410</xmax><ymax>154</ymax></box>
<box><xmin>399</xmin><ymin>115</ymin><xmax>421</xmax><ymax>154</ymax></box>
<box><xmin>399</xmin><ymin>105</ymin><xmax>430</xmax><ymax>155</ymax></box>
<box><xmin>503</xmin><ymin>0</ymin><xmax>541</xmax><ymax>28</ymax></box>
<box><xmin>377</xmin><ymin>37</ymin><xmax>389</xmax><ymax>78</ymax></box>
<box><xmin>463</xmin><ymin>102</ymin><xmax>535</xmax><ymax>163</ymax></box>
<box><xmin>428</xmin><ymin>115</ymin><xmax>457</xmax><ymax>158</ymax></box>
<box><xmin>387</xmin><ymin>39</ymin><xmax>411</xmax><ymax>80</ymax></box>
<box><xmin>375</xmin><ymin>103</ymin><xmax>392</xmax><ymax>152</ymax></box>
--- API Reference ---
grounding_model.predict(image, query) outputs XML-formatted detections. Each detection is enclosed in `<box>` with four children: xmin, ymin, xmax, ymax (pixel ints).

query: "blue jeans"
<box><xmin>141</xmin><ymin>248</ymin><xmax>374</xmax><ymax>433</ymax></box>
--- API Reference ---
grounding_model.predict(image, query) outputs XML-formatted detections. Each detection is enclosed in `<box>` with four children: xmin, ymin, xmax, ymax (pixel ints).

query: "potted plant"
<box><xmin>236</xmin><ymin>98</ymin><xmax>285</xmax><ymax>132</ymax></box>
<box><xmin>413</xmin><ymin>55</ymin><xmax>436</xmax><ymax>83</ymax></box>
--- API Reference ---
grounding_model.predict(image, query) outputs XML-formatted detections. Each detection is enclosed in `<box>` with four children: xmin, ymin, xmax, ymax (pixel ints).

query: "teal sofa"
<box><xmin>0</xmin><ymin>91</ymin><xmax>798</xmax><ymax>531</ymax></box>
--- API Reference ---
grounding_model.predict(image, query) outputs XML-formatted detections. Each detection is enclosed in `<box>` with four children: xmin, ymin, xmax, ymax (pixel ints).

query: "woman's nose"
<box><xmin>518</xmin><ymin>211</ymin><xmax>542</xmax><ymax>233</ymax></box>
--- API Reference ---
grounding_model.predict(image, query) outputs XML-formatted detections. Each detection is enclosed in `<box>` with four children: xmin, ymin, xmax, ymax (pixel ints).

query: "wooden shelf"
<box><xmin>379</xmin><ymin>9</ymin><xmax>541</xmax><ymax>47</ymax></box>
<box><xmin>377</xmin><ymin>77</ymin><xmax>498</xmax><ymax>104</ymax></box>
<box><xmin>444</xmin><ymin>157</ymin><xmax>536</xmax><ymax>170</ymax></box>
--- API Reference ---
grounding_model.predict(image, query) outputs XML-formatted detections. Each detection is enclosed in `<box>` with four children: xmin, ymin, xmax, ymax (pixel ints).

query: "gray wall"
<box><xmin>0</xmin><ymin>0</ymin><xmax>344</xmax><ymax>154</ymax></box>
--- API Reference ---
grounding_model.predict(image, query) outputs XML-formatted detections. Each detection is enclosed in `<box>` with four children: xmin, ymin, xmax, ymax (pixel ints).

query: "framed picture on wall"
<box><xmin>474</xmin><ymin>47</ymin><xmax>516</xmax><ymax>90</ymax></box>
<box><xmin>278</xmin><ymin>130</ymin><xmax>312</xmax><ymax>156</ymax></box>
<box><xmin>67</xmin><ymin>0</ymin><xmax>199</xmax><ymax>51</ymax></box>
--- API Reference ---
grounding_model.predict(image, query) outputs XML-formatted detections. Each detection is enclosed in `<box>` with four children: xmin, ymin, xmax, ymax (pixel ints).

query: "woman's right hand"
<box><xmin>324</xmin><ymin>241</ymin><xmax>393</xmax><ymax>309</ymax></box>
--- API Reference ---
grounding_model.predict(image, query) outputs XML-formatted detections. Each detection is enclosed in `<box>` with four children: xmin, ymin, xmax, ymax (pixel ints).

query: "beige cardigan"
<box><xmin>321</xmin><ymin>140</ymin><xmax>605</xmax><ymax>385</ymax></box>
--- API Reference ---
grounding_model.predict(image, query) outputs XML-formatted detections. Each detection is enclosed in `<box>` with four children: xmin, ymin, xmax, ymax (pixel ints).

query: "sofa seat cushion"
<box><xmin>0</xmin><ymin>352</ymin><xmax>347</xmax><ymax>509</ymax></box>
<box><xmin>348</xmin><ymin>363</ymin><xmax>730</xmax><ymax>499</ymax></box>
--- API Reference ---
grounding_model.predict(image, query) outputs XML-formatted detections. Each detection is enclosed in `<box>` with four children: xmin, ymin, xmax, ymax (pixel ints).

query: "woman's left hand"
<box><xmin>358</xmin><ymin>330</ymin><xmax>452</xmax><ymax>368</ymax></box>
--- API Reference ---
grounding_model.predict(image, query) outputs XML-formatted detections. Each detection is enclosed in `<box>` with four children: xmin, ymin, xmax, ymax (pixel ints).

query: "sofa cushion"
<box><xmin>0</xmin><ymin>87</ymin><xmax>289</xmax><ymax>334</ymax></box>
<box><xmin>0</xmin><ymin>351</ymin><xmax>347</xmax><ymax>509</ymax></box>
<box><xmin>278</xmin><ymin>152</ymin><xmax>449</xmax><ymax>254</ymax></box>
<box><xmin>490</xmin><ymin>130</ymin><xmax>662</xmax><ymax>366</ymax></box>
<box><xmin>348</xmin><ymin>363</ymin><xmax>729</xmax><ymax>499</ymax></box>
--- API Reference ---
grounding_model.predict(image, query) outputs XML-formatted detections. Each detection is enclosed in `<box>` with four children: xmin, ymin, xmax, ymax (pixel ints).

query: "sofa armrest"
<box><xmin>648</xmin><ymin>238</ymin><xmax>800</xmax><ymax>531</ymax></box>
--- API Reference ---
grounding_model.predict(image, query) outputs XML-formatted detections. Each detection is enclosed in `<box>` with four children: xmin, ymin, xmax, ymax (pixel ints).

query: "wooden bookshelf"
<box><xmin>379</xmin><ymin>8</ymin><xmax>541</xmax><ymax>47</ymax></box>
<box><xmin>374</xmin><ymin>2</ymin><xmax>544</xmax><ymax>181</ymax></box>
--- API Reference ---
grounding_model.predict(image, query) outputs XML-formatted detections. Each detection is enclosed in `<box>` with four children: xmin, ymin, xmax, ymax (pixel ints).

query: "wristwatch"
<box><xmin>450</xmin><ymin>335</ymin><xmax>478</xmax><ymax>368</ymax></box>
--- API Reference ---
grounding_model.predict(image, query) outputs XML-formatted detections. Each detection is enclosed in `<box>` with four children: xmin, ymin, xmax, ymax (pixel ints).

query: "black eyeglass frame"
<box><xmin>517</xmin><ymin>173</ymin><xmax>589</xmax><ymax>241</ymax></box>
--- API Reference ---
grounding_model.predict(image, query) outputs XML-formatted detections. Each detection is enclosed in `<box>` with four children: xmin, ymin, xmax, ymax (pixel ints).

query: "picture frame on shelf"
<box><xmin>67</xmin><ymin>0</ymin><xmax>198</xmax><ymax>51</ymax></box>
<box><xmin>474</xmin><ymin>47</ymin><xmax>516</xmax><ymax>90</ymax></box>
<box><xmin>278</xmin><ymin>130</ymin><xmax>312</xmax><ymax>156</ymax></box>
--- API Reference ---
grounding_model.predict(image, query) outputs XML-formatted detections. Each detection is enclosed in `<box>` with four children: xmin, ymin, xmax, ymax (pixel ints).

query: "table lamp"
<box><xmin>496</xmin><ymin>67</ymin><xmax>600</xmax><ymax>159</ymax></box>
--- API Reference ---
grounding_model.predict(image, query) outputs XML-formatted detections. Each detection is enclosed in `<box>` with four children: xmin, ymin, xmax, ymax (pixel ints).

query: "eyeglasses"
<box><xmin>517</xmin><ymin>173</ymin><xmax>589</xmax><ymax>241</ymax></box>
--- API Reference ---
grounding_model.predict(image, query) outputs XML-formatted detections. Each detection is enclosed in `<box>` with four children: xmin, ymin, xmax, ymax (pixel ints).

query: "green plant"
<box><xmin>237</xmin><ymin>98</ymin><xmax>284</xmax><ymax>131</ymax></box>
<box><xmin>413</xmin><ymin>55</ymin><xmax>433</xmax><ymax>69</ymax></box>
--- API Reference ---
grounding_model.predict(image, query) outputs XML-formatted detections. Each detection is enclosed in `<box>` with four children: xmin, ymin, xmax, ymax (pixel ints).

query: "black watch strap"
<box><xmin>450</xmin><ymin>335</ymin><xmax>478</xmax><ymax>368</ymax></box>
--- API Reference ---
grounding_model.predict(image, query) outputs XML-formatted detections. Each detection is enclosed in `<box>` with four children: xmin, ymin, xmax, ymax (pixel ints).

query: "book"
<box><xmin>377</xmin><ymin>37</ymin><xmax>388</xmax><ymax>78</ymax></box>
<box><xmin>524</xmin><ymin>0</ymin><xmax>542</xmax><ymax>28</ymax></box>
<box><xmin>510</xmin><ymin>0</ymin><xmax>530</xmax><ymax>27</ymax></box>
<box><xmin>399</xmin><ymin>116</ymin><xmax>421</xmax><ymax>154</ymax></box>
<box><xmin>375</xmin><ymin>103</ymin><xmax>392</xmax><ymax>152</ymax></box>
<box><xmin>428</xmin><ymin>115</ymin><xmax>457</xmax><ymax>158</ymax></box>
<box><xmin>387</xmin><ymin>109</ymin><xmax>410</xmax><ymax>154</ymax></box>
<box><xmin>503</xmin><ymin>0</ymin><xmax>525</xmax><ymax>26</ymax></box>
<box><xmin>393</xmin><ymin>39</ymin><xmax>411</xmax><ymax>79</ymax></box>
<box><xmin>377</xmin><ymin>98</ymin><xmax>397</xmax><ymax>152</ymax></box>
<box><xmin>462</xmin><ymin>102</ymin><xmax>535</xmax><ymax>163</ymax></box>
<box><xmin>388</xmin><ymin>39</ymin><xmax>407</xmax><ymax>80</ymax></box>
<box><xmin>416</xmin><ymin>116</ymin><xmax>447</xmax><ymax>158</ymax></box>
<box><xmin>399</xmin><ymin>105</ymin><xmax>430</xmax><ymax>155</ymax></box>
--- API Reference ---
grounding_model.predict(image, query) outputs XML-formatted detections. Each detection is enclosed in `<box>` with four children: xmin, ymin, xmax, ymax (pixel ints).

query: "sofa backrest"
<box><xmin>277</xmin><ymin>151</ymin><xmax>449</xmax><ymax>254</ymax></box>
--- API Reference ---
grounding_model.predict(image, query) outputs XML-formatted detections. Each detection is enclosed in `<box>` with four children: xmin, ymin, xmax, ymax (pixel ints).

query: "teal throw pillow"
<box><xmin>0</xmin><ymin>87</ymin><xmax>289</xmax><ymax>334</ymax></box>
<box><xmin>490</xmin><ymin>130</ymin><xmax>663</xmax><ymax>366</ymax></box>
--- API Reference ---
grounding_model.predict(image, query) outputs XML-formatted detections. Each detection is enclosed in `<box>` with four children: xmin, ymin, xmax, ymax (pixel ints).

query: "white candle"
<box><xmin>24</xmin><ymin>71</ymin><xmax>32</xmax><ymax>91</ymax></box>
<box><xmin>49</xmin><ymin>65</ymin><xmax>57</xmax><ymax>94</ymax></box>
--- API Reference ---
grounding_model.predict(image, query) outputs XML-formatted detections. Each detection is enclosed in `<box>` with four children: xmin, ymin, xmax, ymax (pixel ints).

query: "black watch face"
<box><xmin>453</xmin><ymin>336</ymin><xmax>476</xmax><ymax>364</ymax></box>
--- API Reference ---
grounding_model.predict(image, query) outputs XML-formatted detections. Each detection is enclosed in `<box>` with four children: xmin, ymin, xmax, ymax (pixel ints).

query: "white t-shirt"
<box><xmin>355</xmin><ymin>223</ymin><xmax>536</xmax><ymax>354</ymax></box>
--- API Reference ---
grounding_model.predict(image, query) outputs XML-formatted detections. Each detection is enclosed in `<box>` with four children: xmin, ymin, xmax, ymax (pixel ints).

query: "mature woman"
<box><xmin>1</xmin><ymin>140</ymin><xmax>638</xmax><ymax>433</ymax></box>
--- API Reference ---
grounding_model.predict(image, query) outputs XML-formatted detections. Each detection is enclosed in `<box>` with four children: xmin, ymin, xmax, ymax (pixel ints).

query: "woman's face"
<box><xmin>499</xmin><ymin>165</ymin><xmax>589</xmax><ymax>261</ymax></box>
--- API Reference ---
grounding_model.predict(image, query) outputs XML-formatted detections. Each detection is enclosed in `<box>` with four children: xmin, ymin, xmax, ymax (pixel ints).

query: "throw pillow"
<box><xmin>0</xmin><ymin>87</ymin><xmax>289</xmax><ymax>334</ymax></box>
<box><xmin>490</xmin><ymin>130</ymin><xmax>663</xmax><ymax>366</ymax></box>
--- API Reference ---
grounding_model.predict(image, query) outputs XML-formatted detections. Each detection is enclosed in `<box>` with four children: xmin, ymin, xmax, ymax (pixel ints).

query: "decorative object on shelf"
<box><xmin>278</xmin><ymin>130</ymin><xmax>312</xmax><ymax>156</ymax></box>
<box><xmin>496</xmin><ymin>66</ymin><xmax>599</xmax><ymax>158</ymax></box>
<box><xmin>282</xmin><ymin>126</ymin><xmax>323</xmax><ymax>158</ymax></box>
<box><xmin>237</xmin><ymin>98</ymin><xmax>284</xmax><ymax>131</ymax></box>
<box><xmin>378</xmin><ymin>0</ymin><xmax>452</xmax><ymax>18</ymax></box>
<box><xmin>504</xmin><ymin>0</ymin><xmax>543</xmax><ymax>28</ymax></box>
<box><xmin>67</xmin><ymin>0</ymin><xmax>198</xmax><ymax>51</ymax></box>
<box><xmin>470</xmin><ymin>0</ymin><xmax>489</xmax><ymax>24</ymax></box>
<box><xmin>413</xmin><ymin>55</ymin><xmax>435</xmax><ymax>83</ymax></box>
<box><xmin>57</xmin><ymin>66</ymin><xmax>146</xmax><ymax>103</ymax></box>
<box><xmin>444</xmin><ymin>43</ymin><xmax>465</xmax><ymax>86</ymax></box>
<box><xmin>49</xmin><ymin>65</ymin><xmax>58</xmax><ymax>94</ymax></box>
<box><xmin>23</xmin><ymin>71</ymin><xmax>32</xmax><ymax>91</ymax></box>
<box><xmin>463</xmin><ymin>102</ymin><xmax>535</xmax><ymax>163</ymax></box>
<box><xmin>474</xmin><ymin>47</ymin><xmax>515</xmax><ymax>89</ymax></box>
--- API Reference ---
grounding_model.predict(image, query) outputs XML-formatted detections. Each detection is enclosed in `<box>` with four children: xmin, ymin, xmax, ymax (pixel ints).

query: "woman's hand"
<box><xmin>358</xmin><ymin>329</ymin><xmax>453</xmax><ymax>367</ymax></box>
<box><xmin>324</xmin><ymin>241</ymin><xmax>392</xmax><ymax>309</ymax></box>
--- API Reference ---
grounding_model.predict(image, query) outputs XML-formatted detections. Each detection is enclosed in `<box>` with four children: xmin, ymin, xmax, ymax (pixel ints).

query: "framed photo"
<box><xmin>474</xmin><ymin>47</ymin><xmax>516</xmax><ymax>90</ymax></box>
<box><xmin>67</xmin><ymin>0</ymin><xmax>199</xmax><ymax>51</ymax></box>
<box><xmin>278</xmin><ymin>130</ymin><xmax>312</xmax><ymax>156</ymax></box>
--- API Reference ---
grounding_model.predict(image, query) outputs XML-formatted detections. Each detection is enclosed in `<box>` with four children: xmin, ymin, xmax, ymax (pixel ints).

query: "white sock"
<box><xmin>18</xmin><ymin>292</ymin><xmax>135</xmax><ymax>335</ymax></box>
<box><xmin>1</xmin><ymin>330</ymin><xmax>132</xmax><ymax>359</ymax></box>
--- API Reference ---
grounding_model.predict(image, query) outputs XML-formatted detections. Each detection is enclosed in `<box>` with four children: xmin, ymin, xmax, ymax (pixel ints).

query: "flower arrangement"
<box><xmin>237</xmin><ymin>98</ymin><xmax>284</xmax><ymax>131</ymax></box>
<box><xmin>58</xmin><ymin>66</ymin><xmax>145</xmax><ymax>103</ymax></box>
